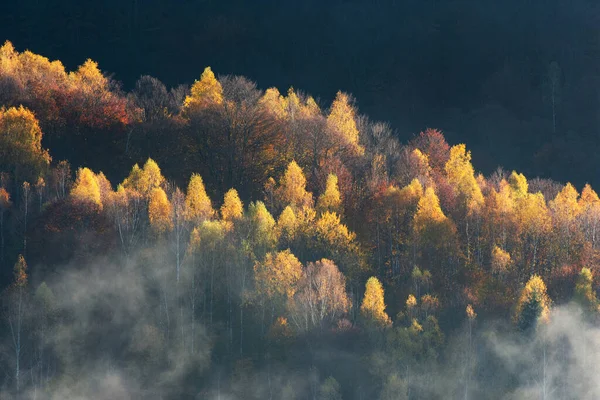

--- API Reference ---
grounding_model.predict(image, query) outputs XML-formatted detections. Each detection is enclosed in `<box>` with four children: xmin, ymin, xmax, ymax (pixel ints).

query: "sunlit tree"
<box><xmin>360</xmin><ymin>276</ymin><xmax>391</xmax><ymax>327</ymax></box>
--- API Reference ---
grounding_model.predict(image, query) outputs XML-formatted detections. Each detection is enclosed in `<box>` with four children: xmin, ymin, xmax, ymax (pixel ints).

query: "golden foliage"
<box><xmin>122</xmin><ymin>158</ymin><xmax>165</xmax><ymax>197</ymax></box>
<box><xmin>317</xmin><ymin>174</ymin><xmax>342</xmax><ymax>214</ymax></box>
<box><xmin>413</xmin><ymin>187</ymin><xmax>448</xmax><ymax>233</ymax></box>
<box><xmin>277</xmin><ymin>206</ymin><xmax>298</xmax><ymax>240</ymax></box>
<box><xmin>183</xmin><ymin>66</ymin><xmax>223</xmax><ymax>113</ymax></box>
<box><xmin>0</xmin><ymin>106</ymin><xmax>51</xmax><ymax>178</ymax></box>
<box><xmin>444</xmin><ymin>144</ymin><xmax>484</xmax><ymax>209</ymax></box>
<box><xmin>360</xmin><ymin>276</ymin><xmax>391</xmax><ymax>327</ymax></box>
<box><xmin>508</xmin><ymin>171</ymin><xmax>528</xmax><ymax>200</ymax></box>
<box><xmin>221</xmin><ymin>188</ymin><xmax>243</xmax><ymax>223</ymax></box>
<box><xmin>260</xmin><ymin>88</ymin><xmax>288</xmax><ymax>120</ymax></box>
<box><xmin>277</xmin><ymin>161</ymin><xmax>313</xmax><ymax>210</ymax></box>
<box><xmin>491</xmin><ymin>245</ymin><xmax>512</xmax><ymax>274</ymax></box>
<box><xmin>574</xmin><ymin>267</ymin><xmax>599</xmax><ymax>313</ymax></box>
<box><xmin>254</xmin><ymin>249</ymin><xmax>303</xmax><ymax>300</ymax></box>
<box><xmin>550</xmin><ymin>182</ymin><xmax>581</xmax><ymax>225</ymax></box>
<box><xmin>148</xmin><ymin>187</ymin><xmax>173</xmax><ymax>233</ymax></box>
<box><xmin>315</xmin><ymin>211</ymin><xmax>356</xmax><ymax>248</ymax></box>
<box><xmin>327</xmin><ymin>91</ymin><xmax>364</xmax><ymax>156</ymax></box>
<box><xmin>185</xmin><ymin>173</ymin><xmax>213</xmax><ymax>222</ymax></box>
<box><xmin>70</xmin><ymin>167</ymin><xmax>102</xmax><ymax>209</ymax></box>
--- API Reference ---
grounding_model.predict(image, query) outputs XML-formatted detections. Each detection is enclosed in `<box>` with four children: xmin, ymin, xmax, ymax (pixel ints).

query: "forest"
<box><xmin>0</xmin><ymin>41</ymin><xmax>600</xmax><ymax>399</ymax></box>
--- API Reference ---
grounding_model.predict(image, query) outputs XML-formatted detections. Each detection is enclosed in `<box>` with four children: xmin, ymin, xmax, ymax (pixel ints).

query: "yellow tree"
<box><xmin>516</xmin><ymin>192</ymin><xmax>551</xmax><ymax>276</ymax></box>
<box><xmin>277</xmin><ymin>206</ymin><xmax>298</xmax><ymax>244</ymax></box>
<box><xmin>360</xmin><ymin>276</ymin><xmax>391</xmax><ymax>327</ymax></box>
<box><xmin>276</xmin><ymin>161</ymin><xmax>313</xmax><ymax>210</ymax></box>
<box><xmin>148</xmin><ymin>187</ymin><xmax>173</xmax><ymax>234</ymax></box>
<box><xmin>413</xmin><ymin>187</ymin><xmax>454</xmax><ymax>243</ymax></box>
<box><xmin>247</xmin><ymin>201</ymin><xmax>277</xmax><ymax>256</ymax></box>
<box><xmin>185</xmin><ymin>173</ymin><xmax>214</xmax><ymax>223</ymax></box>
<box><xmin>122</xmin><ymin>158</ymin><xmax>165</xmax><ymax>197</ymax></box>
<box><xmin>445</xmin><ymin>144</ymin><xmax>483</xmax><ymax>261</ymax></box>
<box><xmin>508</xmin><ymin>171</ymin><xmax>528</xmax><ymax>201</ymax></box>
<box><xmin>259</xmin><ymin>87</ymin><xmax>288</xmax><ymax>120</ymax></box>
<box><xmin>486</xmin><ymin>179</ymin><xmax>516</xmax><ymax>250</ymax></box>
<box><xmin>254</xmin><ymin>249</ymin><xmax>303</xmax><ymax>323</ymax></box>
<box><xmin>221</xmin><ymin>188</ymin><xmax>243</xmax><ymax>224</ymax></box>
<box><xmin>182</xmin><ymin>66</ymin><xmax>223</xmax><ymax>114</ymax></box>
<box><xmin>550</xmin><ymin>183</ymin><xmax>581</xmax><ymax>263</ymax></box>
<box><xmin>327</xmin><ymin>91</ymin><xmax>364</xmax><ymax>156</ymax></box>
<box><xmin>444</xmin><ymin>144</ymin><xmax>484</xmax><ymax>208</ymax></box>
<box><xmin>514</xmin><ymin>275</ymin><xmax>551</xmax><ymax>331</ymax></box>
<box><xmin>317</xmin><ymin>174</ymin><xmax>342</xmax><ymax>214</ymax></box>
<box><xmin>70</xmin><ymin>167</ymin><xmax>102</xmax><ymax>209</ymax></box>
<box><xmin>574</xmin><ymin>267</ymin><xmax>600</xmax><ymax>314</ymax></box>
<box><xmin>0</xmin><ymin>106</ymin><xmax>51</xmax><ymax>184</ymax></box>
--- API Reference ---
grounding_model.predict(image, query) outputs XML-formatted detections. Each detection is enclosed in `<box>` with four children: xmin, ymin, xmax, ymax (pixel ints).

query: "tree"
<box><xmin>277</xmin><ymin>206</ymin><xmax>298</xmax><ymax>244</ymax></box>
<box><xmin>508</xmin><ymin>171</ymin><xmax>528</xmax><ymax>201</ymax></box>
<box><xmin>573</xmin><ymin>267</ymin><xmax>599</xmax><ymax>314</ymax></box>
<box><xmin>445</xmin><ymin>144</ymin><xmax>483</xmax><ymax>260</ymax></box>
<box><xmin>247</xmin><ymin>201</ymin><xmax>277</xmax><ymax>257</ymax></box>
<box><xmin>70</xmin><ymin>167</ymin><xmax>102</xmax><ymax>209</ymax></box>
<box><xmin>148</xmin><ymin>187</ymin><xmax>173</xmax><ymax>234</ymax></box>
<box><xmin>445</xmin><ymin>144</ymin><xmax>484</xmax><ymax>208</ymax></box>
<box><xmin>288</xmin><ymin>259</ymin><xmax>351</xmax><ymax>332</ymax></box>
<box><xmin>254</xmin><ymin>250</ymin><xmax>303</xmax><ymax>301</ymax></box>
<box><xmin>122</xmin><ymin>158</ymin><xmax>165</xmax><ymax>197</ymax></box>
<box><xmin>413</xmin><ymin>187</ymin><xmax>456</xmax><ymax>253</ymax></box>
<box><xmin>276</xmin><ymin>161</ymin><xmax>313</xmax><ymax>210</ymax></box>
<box><xmin>221</xmin><ymin>188</ymin><xmax>243</xmax><ymax>223</ymax></box>
<box><xmin>182</xmin><ymin>67</ymin><xmax>223</xmax><ymax>114</ymax></box>
<box><xmin>132</xmin><ymin>75</ymin><xmax>174</xmax><ymax>121</ymax></box>
<box><xmin>514</xmin><ymin>275</ymin><xmax>551</xmax><ymax>332</ymax></box>
<box><xmin>0</xmin><ymin>106</ymin><xmax>51</xmax><ymax>185</ymax></box>
<box><xmin>327</xmin><ymin>91</ymin><xmax>363</xmax><ymax>156</ymax></box>
<box><xmin>516</xmin><ymin>192</ymin><xmax>551</xmax><ymax>275</ymax></box>
<box><xmin>550</xmin><ymin>183</ymin><xmax>581</xmax><ymax>263</ymax></box>
<box><xmin>360</xmin><ymin>276</ymin><xmax>391</xmax><ymax>327</ymax></box>
<box><xmin>317</xmin><ymin>174</ymin><xmax>342</xmax><ymax>214</ymax></box>
<box><xmin>109</xmin><ymin>184</ymin><xmax>145</xmax><ymax>256</ymax></box>
<box><xmin>185</xmin><ymin>173</ymin><xmax>214</xmax><ymax>223</ymax></box>
<box><xmin>259</xmin><ymin>87</ymin><xmax>288</xmax><ymax>120</ymax></box>
<box><xmin>254</xmin><ymin>250</ymin><xmax>303</xmax><ymax>323</ymax></box>
<box><xmin>410</xmin><ymin>128</ymin><xmax>450</xmax><ymax>173</ymax></box>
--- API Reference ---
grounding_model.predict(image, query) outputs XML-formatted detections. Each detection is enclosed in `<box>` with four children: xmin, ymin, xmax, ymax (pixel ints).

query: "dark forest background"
<box><xmin>2</xmin><ymin>0</ymin><xmax>599</xmax><ymax>186</ymax></box>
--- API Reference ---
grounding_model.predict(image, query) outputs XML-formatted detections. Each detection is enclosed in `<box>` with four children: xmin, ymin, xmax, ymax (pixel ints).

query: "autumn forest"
<box><xmin>0</xmin><ymin>41</ymin><xmax>599</xmax><ymax>399</ymax></box>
